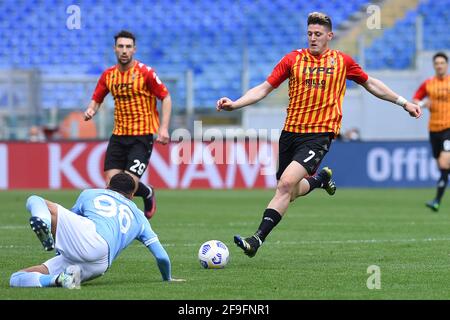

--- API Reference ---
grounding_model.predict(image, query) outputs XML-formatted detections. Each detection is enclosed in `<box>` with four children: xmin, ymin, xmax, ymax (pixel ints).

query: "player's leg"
<box><xmin>10</xmin><ymin>264</ymin><xmax>53</xmax><ymax>287</ymax></box>
<box><xmin>26</xmin><ymin>196</ymin><xmax>57</xmax><ymax>251</ymax></box>
<box><xmin>234</xmin><ymin>132</ymin><xmax>333</xmax><ymax>257</ymax></box>
<box><xmin>233</xmin><ymin>131</ymin><xmax>298</xmax><ymax>254</ymax></box>
<box><xmin>234</xmin><ymin>161</ymin><xmax>307</xmax><ymax>257</ymax></box>
<box><xmin>290</xmin><ymin>167</ymin><xmax>336</xmax><ymax>201</ymax></box>
<box><xmin>129</xmin><ymin>173</ymin><xmax>156</xmax><ymax>219</ymax></box>
<box><xmin>49</xmin><ymin>206</ymin><xmax>108</xmax><ymax>287</ymax></box>
<box><xmin>104</xmin><ymin>134</ymin><xmax>129</xmax><ymax>186</ymax></box>
<box><xmin>126</xmin><ymin>135</ymin><xmax>156</xmax><ymax>219</ymax></box>
<box><xmin>105</xmin><ymin>169</ymin><xmax>124</xmax><ymax>186</ymax></box>
<box><xmin>426</xmin><ymin>132</ymin><xmax>449</xmax><ymax>211</ymax></box>
<box><xmin>429</xmin><ymin>151</ymin><xmax>450</xmax><ymax>211</ymax></box>
<box><xmin>267</xmin><ymin>161</ymin><xmax>308</xmax><ymax>214</ymax></box>
<box><xmin>10</xmin><ymin>259</ymin><xmax>80</xmax><ymax>289</ymax></box>
<box><xmin>289</xmin><ymin>133</ymin><xmax>334</xmax><ymax>201</ymax></box>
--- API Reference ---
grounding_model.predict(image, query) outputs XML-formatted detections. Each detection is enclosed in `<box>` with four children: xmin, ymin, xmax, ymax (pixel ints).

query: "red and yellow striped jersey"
<box><xmin>267</xmin><ymin>49</ymin><xmax>368</xmax><ymax>136</ymax></box>
<box><xmin>413</xmin><ymin>75</ymin><xmax>450</xmax><ymax>132</ymax></box>
<box><xmin>92</xmin><ymin>60</ymin><xmax>169</xmax><ymax>135</ymax></box>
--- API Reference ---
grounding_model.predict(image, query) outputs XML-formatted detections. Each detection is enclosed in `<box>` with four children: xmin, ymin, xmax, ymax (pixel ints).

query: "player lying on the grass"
<box><xmin>10</xmin><ymin>173</ymin><xmax>184</xmax><ymax>289</ymax></box>
<box><xmin>217</xmin><ymin>12</ymin><xmax>422</xmax><ymax>258</ymax></box>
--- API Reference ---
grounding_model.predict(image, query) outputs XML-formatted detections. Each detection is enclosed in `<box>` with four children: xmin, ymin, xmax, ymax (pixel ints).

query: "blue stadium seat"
<box><xmin>5</xmin><ymin>0</ymin><xmax>448</xmax><ymax>108</ymax></box>
<box><xmin>365</xmin><ymin>1</ymin><xmax>450</xmax><ymax>69</ymax></box>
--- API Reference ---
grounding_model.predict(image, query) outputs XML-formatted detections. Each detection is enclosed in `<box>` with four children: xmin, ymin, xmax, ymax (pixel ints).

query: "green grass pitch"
<box><xmin>0</xmin><ymin>188</ymin><xmax>449</xmax><ymax>300</ymax></box>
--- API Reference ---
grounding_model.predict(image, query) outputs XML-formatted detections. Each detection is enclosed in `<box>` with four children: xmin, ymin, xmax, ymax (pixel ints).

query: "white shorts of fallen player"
<box><xmin>43</xmin><ymin>205</ymin><xmax>109</xmax><ymax>283</ymax></box>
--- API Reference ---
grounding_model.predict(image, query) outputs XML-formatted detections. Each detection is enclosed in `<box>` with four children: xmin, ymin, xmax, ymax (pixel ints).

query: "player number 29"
<box><xmin>93</xmin><ymin>195</ymin><xmax>134</xmax><ymax>234</ymax></box>
<box><xmin>130</xmin><ymin>160</ymin><xmax>146</xmax><ymax>175</ymax></box>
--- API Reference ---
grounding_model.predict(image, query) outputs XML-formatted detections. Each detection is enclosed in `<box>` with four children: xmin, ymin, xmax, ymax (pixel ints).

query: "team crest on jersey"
<box><xmin>131</xmin><ymin>73</ymin><xmax>136</xmax><ymax>81</ymax></box>
<box><xmin>329</xmin><ymin>57</ymin><xmax>335</xmax><ymax>66</ymax></box>
<box><xmin>303</xmin><ymin>56</ymin><xmax>308</xmax><ymax>61</ymax></box>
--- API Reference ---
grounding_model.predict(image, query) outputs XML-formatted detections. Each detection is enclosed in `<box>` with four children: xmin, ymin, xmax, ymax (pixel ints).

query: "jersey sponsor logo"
<box><xmin>302</xmin><ymin>66</ymin><xmax>335</xmax><ymax>75</ymax></box>
<box><xmin>304</xmin><ymin>78</ymin><xmax>326</xmax><ymax>89</ymax></box>
<box><xmin>113</xmin><ymin>83</ymin><xmax>133</xmax><ymax>90</ymax></box>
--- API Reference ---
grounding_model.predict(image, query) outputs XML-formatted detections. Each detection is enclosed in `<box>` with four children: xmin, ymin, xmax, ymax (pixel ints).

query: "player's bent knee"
<box><xmin>277</xmin><ymin>179</ymin><xmax>295</xmax><ymax>195</ymax></box>
<box><xmin>26</xmin><ymin>195</ymin><xmax>45</xmax><ymax>211</ymax></box>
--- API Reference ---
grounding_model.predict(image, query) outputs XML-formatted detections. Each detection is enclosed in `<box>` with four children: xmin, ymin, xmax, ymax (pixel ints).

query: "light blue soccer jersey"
<box><xmin>71</xmin><ymin>189</ymin><xmax>158</xmax><ymax>266</ymax></box>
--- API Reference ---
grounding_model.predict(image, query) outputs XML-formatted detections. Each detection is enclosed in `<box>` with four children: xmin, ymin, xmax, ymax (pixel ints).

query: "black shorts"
<box><xmin>276</xmin><ymin>131</ymin><xmax>333</xmax><ymax>179</ymax></box>
<box><xmin>104</xmin><ymin>134</ymin><xmax>154</xmax><ymax>178</ymax></box>
<box><xmin>430</xmin><ymin>128</ymin><xmax>450</xmax><ymax>158</ymax></box>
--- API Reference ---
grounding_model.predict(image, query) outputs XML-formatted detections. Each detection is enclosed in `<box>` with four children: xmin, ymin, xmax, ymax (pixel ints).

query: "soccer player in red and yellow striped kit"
<box><xmin>413</xmin><ymin>52</ymin><xmax>450</xmax><ymax>212</ymax></box>
<box><xmin>217</xmin><ymin>12</ymin><xmax>422</xmax><ymax>257</ymax></box>
<box><xmin>84</xmin><ymin>30</ymin><xmax>172</xmax><ymax>219</ymax></box>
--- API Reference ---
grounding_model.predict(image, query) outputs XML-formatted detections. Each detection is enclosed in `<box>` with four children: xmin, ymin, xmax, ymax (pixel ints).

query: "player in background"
<box><xmin>84</xmin><ymin>30</ymin><xmax>172</xmax><ymax>219</ymax></box>
<box><xmin>217</xmin><ymin>12</ymin><xmax>422</xmax><ymax>258</ymax></box>
<box><xmin>10</xmin><ymin>173</ymin><xmax>184</xmax><ymax>289</ymax></box>
<box><xmin>413</xmin><ymin>52</ymin><xmax>450</xmax><ymax>212</ymax></box>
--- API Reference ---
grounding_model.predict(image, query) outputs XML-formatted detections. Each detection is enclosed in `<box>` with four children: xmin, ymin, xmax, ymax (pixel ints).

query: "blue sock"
<box><xmin>26</xmin><ymin>195</ymin><xmax>51</xmax><ymax>227</ymax></box>
<box><xmin>39</xmin><ymin>274</ymin><xmax>58</xmax><ymax>287</ymax></box>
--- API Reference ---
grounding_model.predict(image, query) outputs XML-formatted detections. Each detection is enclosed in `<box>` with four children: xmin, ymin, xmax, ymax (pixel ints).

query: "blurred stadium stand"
<box><xmin>0</xmin><ymin>0</ymin><xmax>370</xmax><ymax>111</ymax></box>
<box><xmin>364</xmin><ymin>0</ymin><xmax>450</xmax><ymax>69</ymax></box>
<box><xmin>0</xmin><ymin>0</ymin><xmax>449</xmax><ymax>140</ymax></box>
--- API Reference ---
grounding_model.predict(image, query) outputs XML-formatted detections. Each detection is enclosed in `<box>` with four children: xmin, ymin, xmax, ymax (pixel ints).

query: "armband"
<box><xmin>395</xmin><ymin>96</ymin><xmax>407</xmax><ymax>107</ymax></box>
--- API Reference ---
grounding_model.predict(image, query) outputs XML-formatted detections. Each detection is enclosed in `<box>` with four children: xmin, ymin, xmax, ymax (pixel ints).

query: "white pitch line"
<box><xmin>0</xmin><ymin>226</ymin><xmax>27</xmax><ymax>230</ymax></box>
<box><xmin>161</xmin><ymin>237</ymin><xmax>450</xmax><ymax>247</ymax></box>
<box><xmin>273</xmin><ymin>238</ymin><xmax>450</xmax><ymax>245</ymax></box>
<box><xmin>0</xmin><ymin>245</ymin><xmax>34</xmax><ymax>249</ymax></box>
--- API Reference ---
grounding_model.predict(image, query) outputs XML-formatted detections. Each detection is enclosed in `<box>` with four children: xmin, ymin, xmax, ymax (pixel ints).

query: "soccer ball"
<box><xmin>198</xmin><ymin>240</ymin><xmax>230</xmax><ymax>269</ymax></box>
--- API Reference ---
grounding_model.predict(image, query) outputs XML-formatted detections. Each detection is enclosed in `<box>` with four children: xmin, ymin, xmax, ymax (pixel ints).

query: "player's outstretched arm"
<box><xmin>147</xmin><ymin>241</ymin><xmax>185</xmax><ymax>281</ymax></box>
<box><xmin>216</xmin><ymin>81</ymin><xmax>274</xmax><ymax>112</ymax></box>
<box><xmin>361</xmin><ymin>76</ymin><xmax>422</xmax><ymax>118</ymax></box>
<box><xmin>84</xmin><ymin>100</ymin><xmax>101</xmax><ymax>121</ymax></box>
<box><xmin>156</xmin><ymin>94</ymin><xmax>172</xmax><ymax>145</ymax></box>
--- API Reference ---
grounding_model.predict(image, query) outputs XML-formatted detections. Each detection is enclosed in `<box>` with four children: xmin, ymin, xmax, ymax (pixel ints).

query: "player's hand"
<box><xmin>156</xmin><ymin>127</ymin><xmax>170</xmax><ymax>145</ymax></box>
<box><xmin>422</xmin><ymin>100</ymin><xmax>431</xmax><ymax>108</ymax></box>
<box><xmin>404</xmin><ymin>102</ymin><xmax>422</xmax><ymax>119</ymax></box>
<box><xmin>84</xmin><ymin>108</ymin><xmax>96</xmax><ymax>121</ymax></box>
<box><xmin>216</xmin><ymin>97</ymin><xmax>234</xmax><ymax>112</ymax></box>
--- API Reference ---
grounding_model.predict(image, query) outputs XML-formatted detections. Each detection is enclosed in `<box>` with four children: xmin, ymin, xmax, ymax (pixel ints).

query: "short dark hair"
<box><xmin>108</xmin><ymin>173</ymin><xmax>135</xmax><ymax>198</ymax></box>
<box><xmin>307</xmin><ymin>12</ymin><xmax>332</xmax><ymax>31</ymax></box>
<box><xmin>433</xmin><ymin>52</ymin><xmax>448</xmax><ymax>63</ymax></box>
<box><xmin>114</xmin><ymin>30</ymin><xmax>136</xmax><ymax>45</ymax></box>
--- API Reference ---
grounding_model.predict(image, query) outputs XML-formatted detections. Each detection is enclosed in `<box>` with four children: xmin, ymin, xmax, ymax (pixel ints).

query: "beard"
<box><xmin>118</xmin><ymin>56</ymin><xmax>132</xmax><ymax>65</ymax></box>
